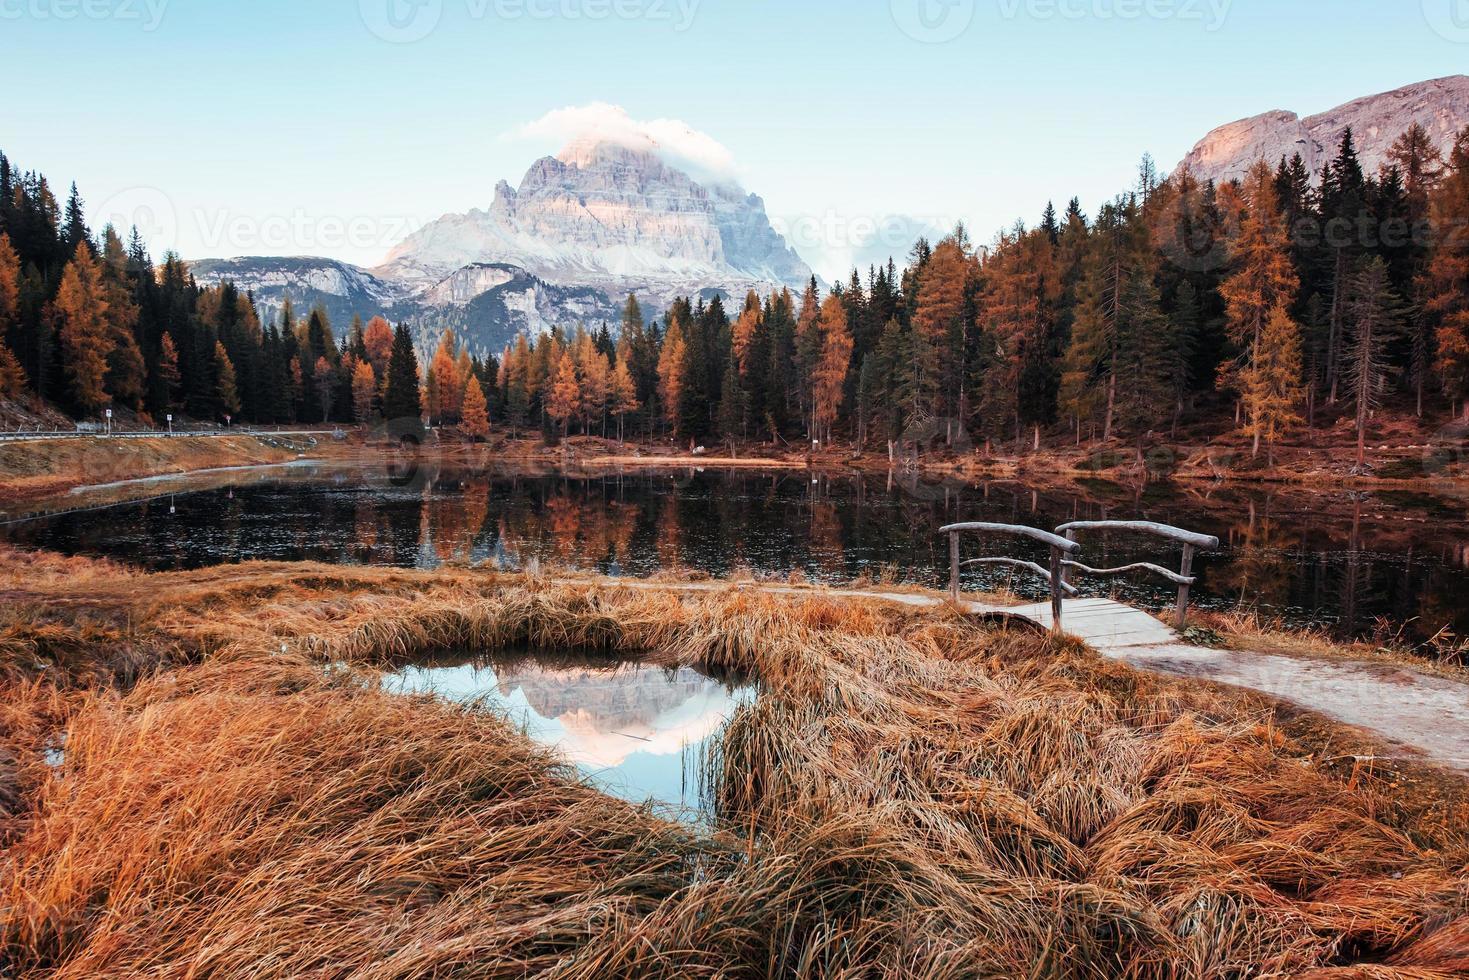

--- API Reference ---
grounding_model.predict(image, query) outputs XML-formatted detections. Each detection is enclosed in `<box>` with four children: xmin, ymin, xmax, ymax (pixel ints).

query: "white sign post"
<box><xmin>166</xmin><ymin>414</ymin><xmax>173</xmax><ymax>436</ymax></box>
<box><xmin>105</xmin><ymin>408</ymin><xmax>113</xmax><ymax>437</ymax></box>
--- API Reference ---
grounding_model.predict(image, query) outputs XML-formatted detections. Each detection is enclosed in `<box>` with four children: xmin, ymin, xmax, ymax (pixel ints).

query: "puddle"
<box><xmin>385</xmin><ymin>651</ymin><xmax>756</xmax><ymax>817</ymax></box>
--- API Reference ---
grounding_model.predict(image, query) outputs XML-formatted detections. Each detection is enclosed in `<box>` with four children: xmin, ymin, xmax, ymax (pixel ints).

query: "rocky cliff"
<box><xmin>192</xmin><ymin>137</ymin><xmax>814</xmax><ymax>358</ymax></box>
<box><xmin>1177</xmin><ymin>76</ymin><xmax>1469</xmax><ymax>185</ymax></box>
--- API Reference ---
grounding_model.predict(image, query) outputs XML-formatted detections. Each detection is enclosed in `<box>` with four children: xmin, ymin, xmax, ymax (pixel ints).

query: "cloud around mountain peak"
<box><xmin>502</xmin><ymin>102</ymin><xmax>742</xmax><ymax>187</ymax></box>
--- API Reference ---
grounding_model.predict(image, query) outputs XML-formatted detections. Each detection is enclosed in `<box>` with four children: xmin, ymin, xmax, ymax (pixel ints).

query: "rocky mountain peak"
<box><xmin>377</xmin><ymin>136</ymin><xmax>811</xmax><ymax>296</ymax></box>
<box><xmin>1177</xmin><ymin>75</ymin><xmax>1469</xmax><ymax>186</ymax></box>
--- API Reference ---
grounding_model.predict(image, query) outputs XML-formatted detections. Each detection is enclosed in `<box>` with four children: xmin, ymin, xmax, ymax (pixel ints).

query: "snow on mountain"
<box><xmin>189</xmin><ymin>256</ymin><xmax>413</xmax><ymax>333</ymax></box>
<box><xmin>193</xmin><ymin>135</ymin><xmax>814</xmax><ymax>357</ymax></box>
<box><xmin>376</xmin><ymin>139</ymin><xmax>813</xmax><ymax>295</ymax></box>
<box><xmin>1177</xmin><ymin>76</ymin><xmax>1469</xmax><ymax>186</ymax></box>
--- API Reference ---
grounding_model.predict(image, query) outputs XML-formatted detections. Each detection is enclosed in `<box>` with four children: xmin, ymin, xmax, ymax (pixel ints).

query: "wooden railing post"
<box><xmin>1048</xmin><ymin>545</ymin><xmax>1065</xmax><ymax>634</ymax></box>
<box><xmin>950</xmin><ymin>531</ymin><xmax>960</xmax><ymax>605</ymax></box>
<box><xmin>1054</xmin><ymin>521</ymin><xmax>1219</xmax><ymax>632</ymax></box>
<box><xmin>1175</xmin><ymin>544</ymin><xmax>1195</xmax><ymax>629</ymax></box>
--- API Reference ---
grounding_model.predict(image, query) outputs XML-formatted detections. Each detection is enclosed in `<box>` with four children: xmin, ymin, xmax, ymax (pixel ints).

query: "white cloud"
<box><xmin>503</xmin><ymin>103</ymin><xmax>741</xmax><ymax>185</ymax></box>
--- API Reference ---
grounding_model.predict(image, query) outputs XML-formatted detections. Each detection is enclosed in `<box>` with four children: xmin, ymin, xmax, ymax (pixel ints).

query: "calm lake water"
<box><xmin>4</xmin><ymin>459</ymin><xmax>1469</xmax><ymax>644</ymax></box>
<box><xmin>387</xmin><ymin>651</ymin><xmax>755</xmax><ymax>815</ymax></box>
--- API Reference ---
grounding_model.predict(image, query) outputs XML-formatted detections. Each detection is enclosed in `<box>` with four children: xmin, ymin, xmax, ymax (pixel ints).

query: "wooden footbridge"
<box><xmin>941</xmin><ymin>519</ymin><xmax>1222</xmax><ymax>655</ymax></box>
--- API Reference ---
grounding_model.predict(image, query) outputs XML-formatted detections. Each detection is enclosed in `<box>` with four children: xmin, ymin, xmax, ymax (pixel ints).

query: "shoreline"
<box><xmin>2</xmin><ymin>430</ymin><xmax>1466</xmax><ymax>521</ymax></box>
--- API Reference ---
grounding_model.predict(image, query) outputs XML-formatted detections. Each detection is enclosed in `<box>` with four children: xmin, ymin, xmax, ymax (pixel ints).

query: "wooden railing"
<box><xmin>940</xmin><ymin>522</ymin><xmax>1082</xmax><ymax>632</ymax></box>
<box><xmin>1055</xmin><ymin>521</ymin><xmax>1221</xmax><ymax>628</ymax></box>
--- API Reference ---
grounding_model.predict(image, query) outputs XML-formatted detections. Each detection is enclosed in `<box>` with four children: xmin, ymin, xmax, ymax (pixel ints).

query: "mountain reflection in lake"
<box><xmin>4</xmin><ymin>461</ymin><xmax>1469</xmax><ymax>644</ymax></box>
<box><xmin>387</xmin><ymin>652</ymin><xmax>755</xmax><ymax>814</ymax></box>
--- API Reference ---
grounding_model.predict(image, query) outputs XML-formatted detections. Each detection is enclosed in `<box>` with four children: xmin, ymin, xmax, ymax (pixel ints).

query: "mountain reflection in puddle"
<box><xmin>386</xmin><ymin>652</ymin><xmax>756</xmax><ymax>816</ymax></box>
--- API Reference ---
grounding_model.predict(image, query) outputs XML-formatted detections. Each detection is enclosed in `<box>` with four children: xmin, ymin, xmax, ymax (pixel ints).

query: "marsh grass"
<box><xmin>0</xmin><ymin>545</ymin><xmax>1466</xmax><ymax>977</ymax></box>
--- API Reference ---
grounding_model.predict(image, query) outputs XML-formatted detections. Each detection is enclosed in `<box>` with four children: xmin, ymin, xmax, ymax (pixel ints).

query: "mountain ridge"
<box><xmin>1177</xmin><ymin>75</ymin><xmax>1469</xmax><ymax>186</ymax></box>
<box><xmin>192</xmin><ymin>138</ymin><xmax>814</xmax><ymax>357</ymax></box>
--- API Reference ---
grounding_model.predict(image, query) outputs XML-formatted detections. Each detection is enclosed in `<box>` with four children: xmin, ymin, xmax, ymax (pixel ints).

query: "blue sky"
<box><xmin>2</xmin><ymin>0</ymin><xmax>1466</xmax><ymax>278</ymax></box>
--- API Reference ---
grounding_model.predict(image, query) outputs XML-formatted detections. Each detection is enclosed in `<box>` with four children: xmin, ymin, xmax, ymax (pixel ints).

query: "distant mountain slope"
<box><xmin>192</xmin><ymin>136</ymin><xmax>814</xmax><ymax>357</ymax></box>
<box><xmin>1177</xmin><ymin>75</ymin><xmax>1469</xmax><ymax>185</ymax></box>
<box><xmin>190</xmin><ymin>257</ymin><xmax>625</xmax><ymax>360</ymax></box>
<box><xmin>377</xmin><ymin>139</ymin><xmax>812</xmax><ymax>294</ymax></box>
<box><xmin>189</xmin><ymin>256</ymin><xmax>410</xmax><ymax>332</ymax></box>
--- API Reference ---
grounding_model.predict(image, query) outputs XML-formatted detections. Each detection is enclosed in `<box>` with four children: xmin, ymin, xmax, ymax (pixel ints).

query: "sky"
<box><xmin>2</xmin><ymin>0</ymin><xmax>1467</xmax><ymax>280</ymax></box>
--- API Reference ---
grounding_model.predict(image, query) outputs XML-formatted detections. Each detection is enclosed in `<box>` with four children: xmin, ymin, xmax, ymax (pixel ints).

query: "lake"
<box><xmin>387</xmin><ymin>650</ymin><xmax>756</xmax><ymax>816</ymax></box>
<box><xmin>4</xmin><ymin>458</ymin><xmax>1468</xmax><ymax>645</ymax></box>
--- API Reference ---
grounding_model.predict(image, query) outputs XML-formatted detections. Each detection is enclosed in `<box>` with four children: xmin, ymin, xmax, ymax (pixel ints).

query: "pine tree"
<box><xmin>313</xmin><ymin>357</ymin><xmax>335</xmax><ymax>423</ymax></box>
<box><xmin>157</xmin><ymin>332</ymin><xmax>182</xmax><ymax>409</ymax></box>
<box><xmin>501</xmin><ymin>334</ymin><xmax>532</xmax><ymax>436</ymax></box>
<box><xmin>62</xmin><ymin>183</ymin><xmax>89</xmax><ymax>255</ymax></box>
<box><xmin>812</xmin><ymin>292</ymin><xmax>853</xmax><ymax>446</ymax></box>
<box><xmin>0</xmin><ymin>233</ymin><xmax>19</xmax><ymax>337</ymax></box>
<box><xmin>610</xmin><ymin>359</ymin><xmax>639</xmax><ymax>443</ymax></box>
<box><xmin>99</xmin><ymin>228</ymin><xmax>145</xmax><ymax>410</ymax></box>
<box><xmin>657</xmin><ymin>313</ymin><xmax>687</xmax><ymax>436</ymax></box>
<box><xmin>912</xmin><ymin>236</ymin><xmax>975</xmax><ymax>429</ymax></box>
<box><xmin>0</xmin><ymin>234</ymin><xmax>22</xmax><ymax>398</ymax></box>
<box><xmin>1240</xmin><ymin>306</ymin><xmax>1304</xmax><ymax>465</ymax></box>
<box><xmin>52</xmin><ymin>242</ymin><xmax>111</xmax><ymax>413</ymax></box>
<box><xmin>351</xmin><ymin>359</ymin><xmax>377</xmax><ymax>424</ymax></box>
<box><xmin>363</xmin><ymin>316</ymin><xmax>394</xmax><ymax>381</ymax></box>
<box><xmin>0</xmin><ymin>341</ymin><xmax>25</xmax><ymax>398</ymax></box>
<box><xmin>979</xmin><ymin>225</ymin><xmax>1049</xmax><ymax>442</ymax></box>
<box><xmin>546</xmin><ymin>350</ymin><xmax>580</xmax><ymax>439</ymax></box>
<box><xmin>1319</xmin><ymin>129</ymin><xmax>1369</xmax><ymax>402</ymax></box>
<box><xmin>1388</xmin><ymin>122</ymin><xmax>1444</xmax><ymax>413</ymax></box>
<box><xmin>383</xmin><ymin>323</ymin><xmax>423</xmax><ymax>432</ymax></box>
<box><xmin>459</xmin><ymin>375</ymin><xmax>490</xmax><ymax>442</ymax></box>
<box><xmin>1344</xmin><ymin>257</ymin><xmax>1404</xmax><ymax>464</ymax></box>
<box><xmin>1219</xmin><ymin>160</ymin><xmax>1299</xmax><ymax>427</ymax></box>
<box><xmin>306</xmin><ymin>307</ymin><xmax>335</xmax><ymax>366</ymax></box>
<box><xmin>793</xmin><ymin>279</ymin><xmax>822</xmax><ymax>436</ymax></box>
<box><xmin>1428</xmin><ymin>129</ymin><xmax>1469</xmax><ymax>419</ymax></box>
<box><xmin>717</xmin><ymin>347</ymin><xmax>746</xmax><ymax>450</ymax></box>
<box><xmin>1060</xmin><ymin>199</ymin><xmax>1141</xmax><ymax>442</ymax></box>
<box><xmin>763</xmin><ymin>289</ymin><xmax>796</xmax><ymax>438</ymax></box>
<box><xmin>216</xmin><ymin>341</ymin><xmax>241</xmax><ymax>420</ymax></box>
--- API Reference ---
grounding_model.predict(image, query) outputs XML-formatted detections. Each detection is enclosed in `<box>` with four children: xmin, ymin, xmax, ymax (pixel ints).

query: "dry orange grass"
<box><xmin>0</xmin><ymin>545</ymin><xmax>1466</xmax><ymax>977</ymax></box>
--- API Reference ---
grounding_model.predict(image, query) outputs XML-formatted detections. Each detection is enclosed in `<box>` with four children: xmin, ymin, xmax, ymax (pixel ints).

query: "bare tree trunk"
<box><xmin>1327</xmin><ymin>250</ymin><xmax>1346</xmax><ymax>404</ymax></box>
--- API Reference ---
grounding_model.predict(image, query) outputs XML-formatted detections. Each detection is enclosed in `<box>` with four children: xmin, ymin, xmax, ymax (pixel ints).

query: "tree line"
<box><xmin>0</xmin><ymin>149</ymin><xmax>496</xmax><ymax>434</ymax></box>
<box><xmin>3</xmin><ymin>124</ymin><xmax>1468</xmax><ymax>462</ymax></box>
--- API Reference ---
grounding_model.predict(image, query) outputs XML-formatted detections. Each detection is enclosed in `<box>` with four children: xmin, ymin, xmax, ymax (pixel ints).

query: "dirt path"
<box><xmin>573</xmin><ymin>578</ymin><xmax>1469</xmax><ymax>775</ymax></box>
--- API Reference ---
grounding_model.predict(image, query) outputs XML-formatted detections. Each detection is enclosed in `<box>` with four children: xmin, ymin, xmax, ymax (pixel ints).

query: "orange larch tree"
<box><xmin>811</xmin><ymin>292</ymin><xmax>853</xmax><ymax>446</ymax></box>
<box><xmin>546</xmin><ymin>350</ymin><xmax>581</xmax><ymax>438</ymax></box>
<box><xmin>460</xmin><ymin>375</ymin><xmax>491</xmax><ymax>441</ymax></box>
<box><xmin>1220</xmin><ymin>159</ymin><xmax>1300</xmax><ymax>415</ymax></box>
<box><xmin>657</xmin><ymin>315</ymin><xmax>687</xmax><ymax>435</ymax></box>
<box><xmin>1428</xmin><ymin>129</ymin><xmax>1469</xmax><ymax>419</ymax></box>
<box><xmin>351</xmin><ymin>359</ymin><xmax>377</xmax><ymax>424</ymax></box>
<box><xmin>52</xmin><ymin>243</ymin><xmax>111</xmax><ymax>413</ymax></box>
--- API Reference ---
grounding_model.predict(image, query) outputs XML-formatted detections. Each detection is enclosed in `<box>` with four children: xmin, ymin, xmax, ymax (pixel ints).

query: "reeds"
<box><xmin>1</xmin><ymin>545</ymin><xmax>1466</xmax><ymax>977</ymax></box>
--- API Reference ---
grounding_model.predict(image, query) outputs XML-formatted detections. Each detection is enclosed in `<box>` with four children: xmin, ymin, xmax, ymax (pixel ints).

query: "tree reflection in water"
<box><xmin>5</xmin><ymin>464</ymin><xmax>1469</xmax><ymax>645</ymax></box>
